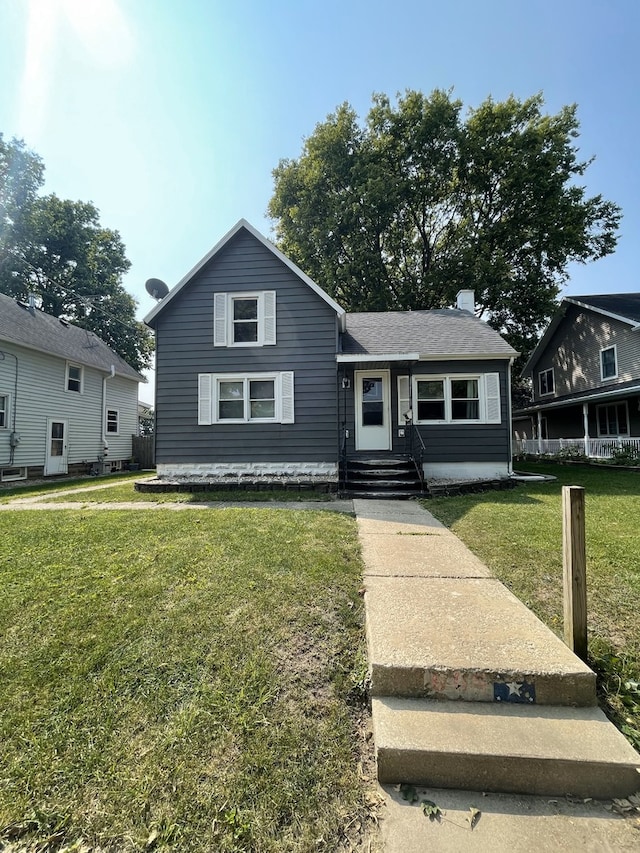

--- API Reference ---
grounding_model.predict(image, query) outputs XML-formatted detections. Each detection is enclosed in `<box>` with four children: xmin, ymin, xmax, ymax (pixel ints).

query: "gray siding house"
<box><xmin>0</xmin><ymin>293</ymin><xmax>144</xmax><ymax>481</ymax></box>
<box><xmin>145</xmin><ymin>220</ymin><xmax>517</xmax><ymax>492</ymax></box>
<box><xmin>514</xmin><ymin>294</ymin><xmax>640</xmax><ymax>458</ymax></box>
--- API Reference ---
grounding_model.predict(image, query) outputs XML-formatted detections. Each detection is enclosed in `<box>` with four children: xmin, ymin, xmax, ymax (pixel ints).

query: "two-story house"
<box><xmin>144</xmin><ymin>220</ymin><xmax>517</xmax><ymax>495</ymax></box>
<box><xmin>0</xmin><ymin>292</ymin><xmax>144</xmax><ymax>482</ymax></box>
<box><xmin>514</xmin><ymin>294</ymin><xmax>640</xmax><ymax>458</ymax></box>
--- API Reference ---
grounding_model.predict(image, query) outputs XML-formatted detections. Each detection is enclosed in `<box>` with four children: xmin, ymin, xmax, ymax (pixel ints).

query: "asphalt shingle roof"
<box><xmin>568</xmin><ymin>293</ymin><xmax>640</xmax><ymax>325</ymax></box>
<box><xmin>0</xmin><ymin>293</ymin><xmax>143</xmax><ymax>382</ymax></box>
<box><xmin>341</xmin><ymin>309</ymin><xmax>517</xmax><ymax>358</ymax></box>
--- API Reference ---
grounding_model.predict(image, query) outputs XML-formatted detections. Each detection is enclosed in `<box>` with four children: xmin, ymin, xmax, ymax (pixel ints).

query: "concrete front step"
<box><xmin>373</xmin><ymin>696</ymin><xmax>640</xmax><ymax>798</ymax></box>
<box><xmin>366</xmin><ymin>576</ymin><xmax>596</xmax><ymax>706</ymax></box>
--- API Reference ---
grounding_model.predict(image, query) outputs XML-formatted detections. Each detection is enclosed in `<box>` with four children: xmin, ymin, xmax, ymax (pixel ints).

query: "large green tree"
<box><xmin>269</xmin><ymin>90</ymin><xmax>621</xmax><ymax>365</ymax></box>
<box><xmin>0</xmin><ymin>134</ymin><xmax>153</xmax><ymax>372</ymax></box>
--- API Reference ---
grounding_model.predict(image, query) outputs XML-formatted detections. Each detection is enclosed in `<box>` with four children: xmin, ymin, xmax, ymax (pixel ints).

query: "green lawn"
<box><xmin>0</xmin><ymin>504</ymin><xmax>375</xmax><ymax>852</ymax></box>
<box><xmin>45</xmin><ymin>483</ymin><xmax>333</xmax><ymax>504</ymax></box>
<box><xmin>426</xmin><ymin>461</ymin><xmax>640</xmax><ymax>750</ymax></box>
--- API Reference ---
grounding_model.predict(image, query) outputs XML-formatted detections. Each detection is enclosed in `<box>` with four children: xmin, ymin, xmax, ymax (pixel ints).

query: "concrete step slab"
<box><xmin>352</xmin><ymin>498</ymin><xmax>440</xmax><ymax>524</ymax></box>
<box><xmin>373</xmin><ymin>696</ymin><xmax>640</xmax><ymax>798</ymax></box>
<box><xmin>366</xmin><ymin>576</ymin><xmax>596</xmax><ymax>705</ymax></box>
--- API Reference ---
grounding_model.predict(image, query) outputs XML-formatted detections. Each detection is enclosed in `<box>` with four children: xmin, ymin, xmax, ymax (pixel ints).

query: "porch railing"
<box><xmin>408</xmin><ymin>423</ymin><xmax>426</xmax><ymax>490</ymax></box>
<box><xmin>515</xmin><ymin>437</ymin><xmax>640</xmax><ymax>459</ymax></box>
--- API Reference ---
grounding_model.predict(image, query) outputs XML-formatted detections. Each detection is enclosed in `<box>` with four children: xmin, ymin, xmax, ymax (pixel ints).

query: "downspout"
<box><xmin>102</xmin><ymin>365</ymin><xmax>116</xmax><ymax>461</ymax></box>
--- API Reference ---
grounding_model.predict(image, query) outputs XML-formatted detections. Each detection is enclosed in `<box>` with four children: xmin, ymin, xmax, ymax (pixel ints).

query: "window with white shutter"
<box><xmin>213</xmin><ymin>291</ymin><xmax>276</xmax><ymax>347</ymax></box>
<box><xmin>411</xmin><ymin>373</ymin><xmax>502</xmax><ymax>425</ymax></box>
<box><xmin>198</xmin><ymin>372</ymin><xmax>294</xmax><ymax>424</ymax></box>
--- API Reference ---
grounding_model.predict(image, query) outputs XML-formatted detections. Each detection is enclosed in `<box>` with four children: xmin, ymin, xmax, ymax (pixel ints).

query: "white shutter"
<box><xmin>484</xmin><ymin>373</ymin><xmax>501</xmax><ymax>423</ymax></box>
<box><xmin>263</xmin><ymin>291</ymin><xmax>276</xmax><ymax>345</ymax></box>
<box><xmin>397</xmin><ymin>375</ymin><xmax>410</xmax><ymax>425</ymax></box>
<box><xmin>213</xmin><ymin>292</ymin><xmax>227</xmax><ymax>346</ymax></box>
<box><xmin>198</xmin><ymin>374</ymin><xmax>213</xmax><ymax>424</ymax></box>
<box><xmin>280</xmin><ymin>371</ymin><xmax>294</xmax><ymax>423</ymax></box>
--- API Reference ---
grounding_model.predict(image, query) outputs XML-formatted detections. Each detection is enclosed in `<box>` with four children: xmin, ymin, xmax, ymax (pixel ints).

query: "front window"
<box><xmin>416</xmin><ymin>379</ymin><xmax>445</xmax><ymax>421</ymax></box>
<box><xmin>199</xmin><ymin>372</ymin><xmax>294</xmax><ymax>425</ymax></box>
<box><xmin>597</xmin><ymin>402</ymin><xmax>629</xmax><ymax>437</ymax></box>
<box><xmin>106</xmin><ymin>409</ymin><xmax>119</xmax><ymax>434</ymax></box>
<box><xmin>214</xmin><ymin>291</ymin><xmax>276</xmax><ymax>347</ymax></box>
<box><xmin>539</xmin><ymin>368</ymin><xmax>554</xmax><ymax>396</ymax></box>
<box><xmin>451</xmin><ymin>378</ymin><xmax>480</xmax><ymax>420</ymax></box>
<box><xmin>67</xmin><ymin>363</ymin><xmax>83</xmax><ymax>393</ymax></box>
<box><xmin>0</xmin><ymin>395</ymin><xmax>7</xmax><ymax>428</ymax></box>
<box><xmin>601</xmin><ymin>346</ymin><xmax>617</xmax><ymax>380</ymax></box>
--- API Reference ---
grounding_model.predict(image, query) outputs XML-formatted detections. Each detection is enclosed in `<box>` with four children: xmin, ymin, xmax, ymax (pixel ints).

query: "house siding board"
<box><xmin>154</xmin><ymin>230</ymin><xmax>339</xmax><ymax>465</ymax></box>
<box><xmin>0</xmin><ymin>341</ymin><xmax>135</xmax><ymax>469</ymax></box>
<box><xmin>532</xmin><ymin>305</ymin><xmax>640</xmax><ymax>402</ymax></box>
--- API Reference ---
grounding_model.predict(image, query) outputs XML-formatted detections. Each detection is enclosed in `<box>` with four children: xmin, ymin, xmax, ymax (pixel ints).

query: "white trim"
<box><xmin>517</xmin><ymin>381</ymin><xmax>640</xmax><ymax>413</ymax></box>
<box><xmin>397</xmin><ymin>375</ymin><xmax>410</xmax><ymax>426</ymax></box>
<box><xmin>354</xmin><ymin>369</ymin><xmax>391</xmax><ymax>451</ymax></box>
<box><xmin>144</xmin><ymin>219</ymin><xmax>346</xmax><ymax>330</ymax></box>
<box><xmin>338</xmin><ymin>353</ymin><xmax>420</xmax><ymax>363</ymax></box>
<box><xmin>157</xmin><ymin>461</ymin><xmax>337</xmax><ymax>478</ymax></box>
<box><xmin>0</xmin><ymin>392</ymin><xmax>9</xmax><ymax>429</ymax></box>
<box><xmin>565</xmin><ymin>296</ymin><xmax>640</xmax><ymax>330</ymax></box>
<box><xmin>600</xmin><ymin>344</ymin><xmax>618</xmax><ymax>380</ymax></box>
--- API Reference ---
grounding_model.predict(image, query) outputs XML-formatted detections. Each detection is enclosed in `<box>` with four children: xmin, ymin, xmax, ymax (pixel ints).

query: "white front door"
<box><xmin>45</xmin><ymin>418</ymin><xmax>68</xmax><ymax>475</ymax></box>
<box><xmin>355</xmin><ymin>370</ymin><xmax>391</xmax><ymax>451</ymax></box>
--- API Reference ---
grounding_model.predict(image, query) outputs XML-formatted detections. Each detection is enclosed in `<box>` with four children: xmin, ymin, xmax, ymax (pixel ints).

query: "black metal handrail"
<box><xmin>408</xmin><ymin>422</ymin><xmax>426</xmax><ymax>493</ymax></box>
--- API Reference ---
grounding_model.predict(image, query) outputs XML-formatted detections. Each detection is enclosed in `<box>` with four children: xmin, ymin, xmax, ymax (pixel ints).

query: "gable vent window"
<box><xmin>214</xmin><ymin>291</ymin><xmax>276</xmax><ymax>347</ymax></box>
<box><xmin>66</xmin><ymin>363</ymin><xmax>83</xmax><ymax>393</ymax></box>
<box><xmin>600</xmin><ymin>346</ymin><xmax>617</xmax><ymax>380</ymax></box>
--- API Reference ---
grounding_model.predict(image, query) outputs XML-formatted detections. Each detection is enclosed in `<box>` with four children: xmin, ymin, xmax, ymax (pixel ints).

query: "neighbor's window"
<box><xmin>214</xmin><ymin>291</ymin><xmax>276</xmax><ymax>347</ymax></box>
<box><xmin>0</xmin><ymin>394</ymin><xmax>7</xmax><ymax>428</ymax></box>
<box><xmin>66</xmin><ymin>363</ymin><xmax>83</xmax><ymax>393</ymax></box>
<box><xmin>600</xmin><ymin>346</ymin><xmax>617</xmax><ymax>380</ymax></box>
<box><xmin>198</xmin><ymin>372</ymin><xmax>294</xmax><ymax>424</ymax></box>
<box><xmin>597</xmin><ymin>402</ymin><xmax>629</xmax><ymax>437</ymax></box>
<box><xmin>539</xmin><ymin>368</ymin><xmax>554</xmax><ymax>396</ymax></box>
<box><xmin>106</xmin><ymin>409</ymin><xmax>119</xmax><ymax>434</ymax></box>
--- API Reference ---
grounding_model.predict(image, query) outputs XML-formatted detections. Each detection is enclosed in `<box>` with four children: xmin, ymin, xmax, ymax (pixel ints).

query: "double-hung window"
<box><xmin>538</xmin><ymin>368</ymin><xmax>554</xmax><ymax>396</ymax></box>
<box><xmin>66</xmin><ymin>363</ymin><xmax>83</xmax><ymax>393</ymax></box>
<box><xmin>600</xmin><ymin>346</ymin><xmax>617</xmax><ymax>380</ymax></box>
<box><xmin>214</xmin><ymin>291</ymin><xmax>276</xmax><ymax>347</ymax></box>
<box><xmin>106</xmin><ymin>409</ymin><xmax>119</xmax><ymax>434</ymax></box>
<box><xmin>198</xmin><ymin>372</ymin><xmax>294</xmax><ymax>424</ymax></box>
<box><xmin>410</xmin><ymin>373</ymin><xmax>501</xmax><ymax>424</ymax></box>
<box><xmin>0</xmin><ymin>394</ymin><xmax>7</xmax><ymax>428</ymax></box>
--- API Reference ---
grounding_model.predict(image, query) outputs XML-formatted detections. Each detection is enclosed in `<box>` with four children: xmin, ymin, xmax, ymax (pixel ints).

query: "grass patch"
<box><xmin>0</xmin><ymin>472</ymin><xmax>145</xmax><ymax>503</ymax></box>
<box><xmin>45</xmin><ymin>484</ymin><xmax>333</xmax><ymax>504</ymax></box>
<box><xmin>425</xmin><ymin>461</ymin><xmax>640</xmax><ymax>750</ymax></box>
<box><xmin>0</xmin><ymin>508</ymin><xmax>374</xmax><ymax>852</ymax></box>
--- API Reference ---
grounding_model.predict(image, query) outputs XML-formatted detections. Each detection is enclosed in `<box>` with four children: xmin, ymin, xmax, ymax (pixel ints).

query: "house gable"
<box><xmin>525</xmin><ymin>300</ymin><xmax>640</xmax><ymax>403</ymax></box>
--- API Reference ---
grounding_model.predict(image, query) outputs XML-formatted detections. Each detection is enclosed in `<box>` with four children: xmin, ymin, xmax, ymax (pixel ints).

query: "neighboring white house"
<box><xmin>0</xmin><ymin>293</ymin><xmax>144</xmax><ymax>481</ymax></box>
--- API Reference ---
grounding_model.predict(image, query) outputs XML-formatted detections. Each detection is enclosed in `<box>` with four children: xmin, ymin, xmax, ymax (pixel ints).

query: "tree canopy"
<box><xmin>269</xmin><ymin>90</ymin><xmax>621</xmax><ymax>365</ymax></box>
<box><xmin>0</xmin><ymin>134</ymin><xmax>153</xmax><ymax>372</ymax></box>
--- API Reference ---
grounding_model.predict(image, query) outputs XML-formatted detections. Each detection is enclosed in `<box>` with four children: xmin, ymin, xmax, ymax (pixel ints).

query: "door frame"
<box><xmin>354</xmin><ymin>369</ymin><xmax>391</xmax><ymax>452</ymax></box>
<box><xmin>44</xmin><ymin>417</ymin><xmax>69</xmax><ymax>476</ymax></box>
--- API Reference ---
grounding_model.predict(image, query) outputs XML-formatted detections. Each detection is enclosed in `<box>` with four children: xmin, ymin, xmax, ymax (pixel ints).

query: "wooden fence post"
<box><xmin>562</xmin><ymin>485</ymin><xmax>587</xmax><ymax>661</ymax></box>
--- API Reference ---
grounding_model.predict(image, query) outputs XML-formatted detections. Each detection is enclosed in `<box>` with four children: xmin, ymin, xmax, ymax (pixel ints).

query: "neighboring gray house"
<box><xmin>0</xmin><ymin>293</ymin><xmax>144</xmax><ymax>481</ymax></box>
<box><xmin>514</xmin><ymin>294</ymin><xmax>640</xmax><ymax>458</ymax></box>
<box><xmin>144</xmin><ymin>220</ymin><xmax>517</xmax><ymax>494</ymax></box>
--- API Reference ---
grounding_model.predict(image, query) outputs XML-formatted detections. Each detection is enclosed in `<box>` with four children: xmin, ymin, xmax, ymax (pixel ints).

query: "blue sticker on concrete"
<box><xmin>494</xmin><ymin>681</ymin><xmax>536</xmax><ymax>703</ymax></box>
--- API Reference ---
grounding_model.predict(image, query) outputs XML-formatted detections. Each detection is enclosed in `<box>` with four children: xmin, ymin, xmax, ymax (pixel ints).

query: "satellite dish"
<box><xmin>145</xmin><ymin>278</ymin><xmax>169</xmax><ymax>300</ymax></box>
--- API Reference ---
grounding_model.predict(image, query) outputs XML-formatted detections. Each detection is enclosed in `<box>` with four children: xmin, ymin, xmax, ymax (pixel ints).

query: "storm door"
<box><xmin>354</xmin><ymin>370</ymin><xmax>391</xmax><ymax>451</ymax></box>
<box><xmin>44</xmin><ymin>418</ymin><xmax>68</xmax><ymax>475</ymax></box>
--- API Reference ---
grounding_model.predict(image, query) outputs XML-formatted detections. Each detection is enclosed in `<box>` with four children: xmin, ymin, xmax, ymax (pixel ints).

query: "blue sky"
<box><xmin>1</xmin><ymin>0</ymin><xmax>639</xmax><ymax>400</ymax></box>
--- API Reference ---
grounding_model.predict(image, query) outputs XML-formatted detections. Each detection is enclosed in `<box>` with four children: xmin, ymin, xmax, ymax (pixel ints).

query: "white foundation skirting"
<box><xmin>423</xmin><ymin>461</ymin><xmax>510</xmax><ymax>481</ymax></box>
<box><xmin>157</xmin><ymin>461</ymin><xmax>338</xmax><ymax>479</ymax></box>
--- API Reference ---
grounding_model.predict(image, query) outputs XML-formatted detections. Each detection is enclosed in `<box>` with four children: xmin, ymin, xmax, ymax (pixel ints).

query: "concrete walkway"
<box><xmin>353</xmin><ymin>498</ymin><xmax>640</xmax><ymax>852</ymax></box>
